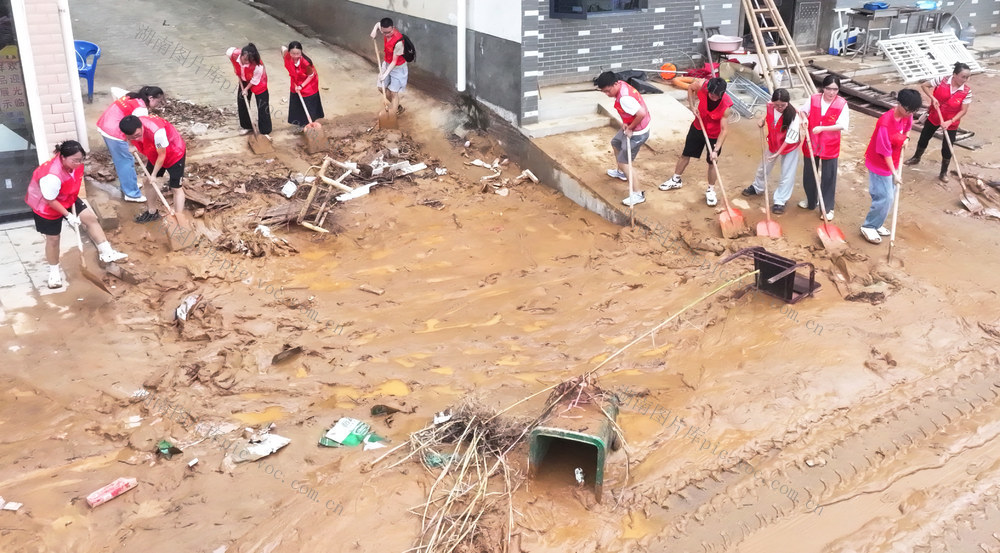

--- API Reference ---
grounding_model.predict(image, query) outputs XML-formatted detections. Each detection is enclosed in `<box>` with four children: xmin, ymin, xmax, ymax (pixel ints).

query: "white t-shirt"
<box><xmin>618</xmin><ymin>90</ymin><xmax>650</xmax><ymax>135</ymax></box>
<box><xmin>153</xmin><ymin>128</ymin><xmax>169</xmax><ymax>149</ymax></box>
<box><xmin>40</xmin><ymin>174</ymin><xmax>63</xmax><ymax>201</ymax></box>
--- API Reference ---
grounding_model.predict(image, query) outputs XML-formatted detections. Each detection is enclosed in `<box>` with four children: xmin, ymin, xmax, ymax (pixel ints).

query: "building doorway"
<box><xmin>0</xmin><ymin>0</ymin><xmax>37</xmax><ymax>221</ymax></box>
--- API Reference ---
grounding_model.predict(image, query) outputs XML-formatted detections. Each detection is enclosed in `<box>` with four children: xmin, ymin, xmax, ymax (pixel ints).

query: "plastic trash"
<box><xmin>2</xmin><ymin>501</ymin><xmax>22</xmax><ymax>511</ymax></box>
<box><xmin>281</xmin><ymin>180</ymin><xmax>298</xmax><ymax>198</ymax></box>
<box><xmin>157</xmin><ymin>440</ymin><xmax>183</xmax><ymax>460</ymax></box>
<box><xmin>575</xmin><ymin>467</ymin><xmax>585</xmax><ymax>486</ymax></box>
<box><xmin>423</xmin><ymin>452</ymin><xmax>454</xmax><ymax>468</ymax></box>
<box><xmin>433</xmin><ymin>409</ymin><xmax>453</xmax><ymax>425</ymax></box>
<box><xmin>86</xmin><ymin>477</ymin><xmax>138</xmax><ymax>508</ymax></box>
<box><xmin>235</xmin><ymin>434</ymin><xmax>291</xmax><ymax>463</ymax></box>
<box><xmin>175</xmin><ymin>294</ymin><xmax>201</xmax><ymax>321</ymax></box>
<box><xmin>318</xmin><ymin>418</ymin><xmax>385</xmax><ymax>448</ymax></box>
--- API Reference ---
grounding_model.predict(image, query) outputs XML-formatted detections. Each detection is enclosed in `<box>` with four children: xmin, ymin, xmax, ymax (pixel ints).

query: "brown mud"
<box><xmin>4</xmin><ymin>63</ymin><xmax>1000</xmax><ymax>553</ymax></box>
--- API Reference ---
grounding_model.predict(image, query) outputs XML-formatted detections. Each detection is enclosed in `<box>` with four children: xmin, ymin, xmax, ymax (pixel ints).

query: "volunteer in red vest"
<box><xmin>661</xmin><ymin>77</ymin><xmax>733</xmax><ymax>207</ymax></box>
<box><xmin>119</xmin><ymin>115</ymin><xmax>187</xmax><ymax>226</ymax></box>
<box><xmin>281</xmin><ymin>41</ymin><xmax>324</xmax><ymax>128</ymax></box>
<box><xmin>799</xmin><ymin>74</ymin><xmax>849</xmax><ymax>221</ymax></box>
<box><xmin>227</xmin><ymin>43</ymin><xmax>271</xmax><ymax>136</ymax></box>
<box><xmin>742</xmin><ymin>88</ymin><xmax>800</xmax><ymax>215</ymax></box>
<box><xmin>369</xmin><ymin>17</ymin><xmax>408</xmax><ymax>115</ymax></box>
<box><xmin>95</xmin><ymin>86</ymin><xmax>164</xmax><ymax>203</ymax></box>
<box><xmin>596</xmin><ymin>71</ymin><xmax>651</xmax><ymax>207</ymax></box>
<box><xmin>861</xmin><ymin>89</ymin><xmax>921</xmax><ymax>244</ymax></box>
<box><xmin>24</xmin><ymin>141</ymin><xmax>128</xmax><ymax>289</ymax></box>
<box><xmin>905</xmin><ymin>62</ymin><xmax>973</xmax><ymax>182</ymax></box>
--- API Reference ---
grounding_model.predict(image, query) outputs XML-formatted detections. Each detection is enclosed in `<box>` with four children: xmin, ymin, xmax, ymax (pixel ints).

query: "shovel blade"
<box><xmin>247</xmin><ymin>133</ymin><xmax>274</xmax><ymax>155</ymax></box>
<box><xmin>81</xmin><ymin>266</ymin><xmax>113</xmax><ymax>295</ymax></box>
<box><xmin>961</xmin><ymin>194</ymin><xmax>984</xmax><ymax>214</ymax></box>
<box><xmin>303</xmin><ymin>124</ymin><xmax>326</xmax><ymax>154</ymax></box>
<box><xmin>817</xmin><ymin>223</ymin><xmax>847</xmax><ymax>250</ymax></box>
<box><xmin>378</xmin><ymin>109</ymin><xmax>397</xmax><ymax>130</ymax></box>
<box><xmin>719</xmin><ymin>207</ymin><xmax>745</xmax><ymax>239</ymax></box>
<box><xmin>756</xmin><ymin>220</ymin><xmax>782</xmax><ymax>238</ymax></box>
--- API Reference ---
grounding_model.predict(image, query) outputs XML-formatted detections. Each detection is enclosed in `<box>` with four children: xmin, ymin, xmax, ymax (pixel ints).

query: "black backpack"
<box><xmin>401</xmin><ymin>34</ymin><xmax>416</xmax><ymax>63</ymax></box>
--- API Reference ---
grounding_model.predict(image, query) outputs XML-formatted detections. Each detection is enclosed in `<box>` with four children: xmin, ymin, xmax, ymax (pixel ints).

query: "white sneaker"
<box><xmin>798</xmin><ymin>200</ymin><xmax>812</xmax><ymax>210</ymax></box>
<box><xmin>876</xmin><ymin>226</ymin><xmax>890</xmax><ymax>236</ymax></box>
<box><xmin>47</xmin><ymin>271</ymin><xmax>63</xmax><ymax>289</ymax></box>
<box><xmin>606</xmin><ymin>168</ymin><xmax>627</xmax><ymax>181</ymax></box>
<box><xmin>622</xmin><ymin>190</ymin><xmax>645</xmax><ymax>206</ymax></box>
<box><xmin>705</xmin><ymin>188</ymin><xmax>718</xmax><ymax>207</ymax></box>
<box><xmin>239</xmin><ymin>129</ymin><xmax>252</xmax><ymax>136</ymax></box>
<box><xmin>659</xmin><ymin>176</ymin><xmax>682</xmax><ymax>191</ymax></box>
<box><xmin>99</xmin><ymin>250</ymin><xmax>128</xmax><ymax>263</ymax></box>
<box><xmin>820</xmin><ymin>210</ymin><xmax>834</xmax><ymax>221</ymax></box>
<box><xmin>123</xmin><ymin>194</ymin><xmax>147</xmax><ymax>203</ymax></box>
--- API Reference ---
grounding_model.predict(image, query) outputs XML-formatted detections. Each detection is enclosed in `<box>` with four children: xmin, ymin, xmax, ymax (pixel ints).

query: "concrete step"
<box><xmin>521</xmin><ymin>112</ymin><xmax>615</xmax><ymax>139</ymax></box>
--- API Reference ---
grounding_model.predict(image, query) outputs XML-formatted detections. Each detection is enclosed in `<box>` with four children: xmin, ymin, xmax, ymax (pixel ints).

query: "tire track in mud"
<box><xmin>642</xmin><ymin>353</ymin><xmax>1000</xmax><ymax>553</ymax></box>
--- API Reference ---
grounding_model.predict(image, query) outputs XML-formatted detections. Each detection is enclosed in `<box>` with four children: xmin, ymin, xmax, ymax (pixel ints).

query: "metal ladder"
<box><xmin>740</xmin><ymin>0</ymin><xmax>815</xmax><ymax>97</ymax></box>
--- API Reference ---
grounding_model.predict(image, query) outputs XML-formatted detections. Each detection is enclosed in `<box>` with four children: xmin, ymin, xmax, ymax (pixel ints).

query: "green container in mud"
<box><xmin>528</xmin><ymin>399</ymin><xmax>620</xmax><ymax>502</ymax></box>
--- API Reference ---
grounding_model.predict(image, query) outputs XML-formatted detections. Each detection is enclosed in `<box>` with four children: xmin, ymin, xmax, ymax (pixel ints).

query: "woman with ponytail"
<box><xmin>95</xmin><ymin>85</ymin><xmax>164</xmax><ymax>202</ymax></box>
<box><xmin>282</xmin><ymin>41</ymin><xmax>324</xmax><ymax>128</ymax></box>
<box><xmin>24</xmin><ymin>141</ymin><xmax>128</xmax><ymax>288</ymax></box>
<box><xmin>226</xmin><ymin>42</ymin><xmax>272</xmax><ymax>136</ymax></box>
<box><xmin>905</xmin><ymin>62</ymin><xmax>973</xmax><ymax>182</ymax></box>
<box><xmin>742</xmin><ymin>88</ymin><xmax>801</xmax><ymax>215</ymax></box>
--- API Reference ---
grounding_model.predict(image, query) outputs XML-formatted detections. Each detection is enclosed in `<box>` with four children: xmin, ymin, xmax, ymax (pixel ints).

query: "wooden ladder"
<box><xmin>740</xmin><ymin>0</ymin><xmax>815</xmax><ymax>98</ymax></box>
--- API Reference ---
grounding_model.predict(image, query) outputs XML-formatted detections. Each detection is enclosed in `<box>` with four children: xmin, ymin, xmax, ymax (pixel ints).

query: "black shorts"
<box><xmin>34</xmin><ymin>198</ymin><xmax>87</xmax><ymax>236</ymax></box>
<box><xmin>681</xmin><ymin>124</ymin><xmax>721</xmax><ymax>164</ymax></box>
<box><xmin>146</xmin><ymin>155</ymin><xmax>186</xmax><ymax>188</ymax></box>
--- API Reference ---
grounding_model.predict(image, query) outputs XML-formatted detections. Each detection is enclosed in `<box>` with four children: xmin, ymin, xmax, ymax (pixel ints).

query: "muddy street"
<box><xmin>3</xmin><ymin>0</ymin><xmax>1000</xmax><ymax>551</ymax></box>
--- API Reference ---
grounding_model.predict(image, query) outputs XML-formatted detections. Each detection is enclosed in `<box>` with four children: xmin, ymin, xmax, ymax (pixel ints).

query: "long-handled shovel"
<box><xmin>71</xmin><ymin>203</ymin><xmax>113</xmax><ymax>295</ymax></box>
<box><xmin>625</xmin><ymin>135</ymin><xmax>635</xmax><ymax>228</ymax></box>
<box><xmin>933</xmin><ymin>104</ymin><xmax>983</xmax><ymax>213</ymax></box>
<box><xmin>133</xmin><ymin>151</ymin><xmax>195</xmax><ymax>251</ymax></box>
<box><xmin>801</xmin><ymin>129</ymin><xmax>847</xmax><ymax>250</ymax></box>
<box><xmin>756</xmin><ymin>126</ymin><xmax>781</xmax><ymax>238</ymax></box>
<box><xmin>887</xmin><ymin>149</ymin><xmax>906</xmax><ymax>263</ymax></box>
<box><xmin>693</xmin><ymin>112</ymin><xmax>744</xmax><ymax>238</ymax></box>
<box><xmin>372</xmin><ymin>38</ymin><xmax>397</xmax><ymax>130</ymax></box>
<box><xmin>297</xmin><ymin>91</ymin><xmax>326</xmax><ymax>153</ymax></box>
<box><xmin>243</xmin><ymin>90</ymin><xmax>274</xmax><ymax>155</ymax></box>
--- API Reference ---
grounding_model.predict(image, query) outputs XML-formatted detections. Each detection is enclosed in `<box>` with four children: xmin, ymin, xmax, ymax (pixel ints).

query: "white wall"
<box><xmin>347</xmin><ymin>0</ymin><xmax>521</xmax><ymax>43</ymax></box>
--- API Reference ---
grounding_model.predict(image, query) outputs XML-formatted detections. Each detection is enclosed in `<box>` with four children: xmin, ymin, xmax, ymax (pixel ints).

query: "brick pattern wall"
<box><xmin>24</xmin><ymin>1</ymin><xmax>78</xmax><ymax>147</ymax></box>
<box><xmin>534</xmin><ymin>0</ymin><xmax>741</xmax><ymax>86</ymax></box>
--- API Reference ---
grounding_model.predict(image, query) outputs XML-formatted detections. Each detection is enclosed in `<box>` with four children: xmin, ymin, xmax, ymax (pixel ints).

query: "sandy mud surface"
<box><xmin>3</xmin><ymin>6</ymin><xmax>1000</xmax><ymax>552</ymax></box>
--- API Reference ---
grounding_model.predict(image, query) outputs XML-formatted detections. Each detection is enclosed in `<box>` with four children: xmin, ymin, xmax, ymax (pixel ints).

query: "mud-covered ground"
<box><xmin>3</xmin><ymin>2</ymin><xmax>1000</xmax><ymax>551</ymax></box>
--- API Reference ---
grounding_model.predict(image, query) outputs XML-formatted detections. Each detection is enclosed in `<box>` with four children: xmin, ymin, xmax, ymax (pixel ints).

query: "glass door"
<box><xmin>0</xmin><ymin>0</ymin><xmax>37</xmax><ymax>221</ymax></box>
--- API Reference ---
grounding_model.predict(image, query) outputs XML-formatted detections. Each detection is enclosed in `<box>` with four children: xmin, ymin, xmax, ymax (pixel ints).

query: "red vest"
<box><xmin>97</xmin><ymin>96</ymin><xmax>146</xmax><ymax>140</ymax></box>
<box><xmin>803</xmin><ymin>94</ymin><xmax>846</xmax><ymax>159</ymax></box>
<box><xmin>24</xmin><ymin>155</ymin><xmax>83</xmax><ymax>220</ymax></box>
<box><xmin>926</xmin><ymin>78</ymin><xmax>970</xmax><ymax>130</ymax></box>
<box><xmin>229</xmin><ymin>49</ymin><xmax>268</xmax><ymax>94</ymax></box>
<box><xmin>764</xmin><ymin>103</ymin><xmax>799</xmax><ymax>154</ymax></box>
<box><xmin>383</xmin><ymin>29</ymin><xmax>406</xmax><ymax>66</ymax></box>
<box><xmin>864</xmin><ymin>110</ymin><xmax>912</xmax><ymax>175</ymax></box>
<box><xmin>130</xmin><ymin>116</ymin><xmax>186</xmax><ymax>168</ymax></box>
<box><xmin>693</xmin><ymin>86</ymin><xmax>733</xmax><ymax>139</ymax></box>
<box><xmin>614</xmin><ymin>82</ymin><xmax>650</xmax><ymax>133</ymax></box>
<box><xmin>283</xmin><ymin>53</ymin><xmax>319</xmax><ymax>96</ymax></box>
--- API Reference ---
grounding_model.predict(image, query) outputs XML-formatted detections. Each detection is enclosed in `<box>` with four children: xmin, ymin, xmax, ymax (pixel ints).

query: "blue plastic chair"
<box><xmin>74</xmin><ymin>40</ymin><xmax>100</xmax><ymax>103</ymax></box>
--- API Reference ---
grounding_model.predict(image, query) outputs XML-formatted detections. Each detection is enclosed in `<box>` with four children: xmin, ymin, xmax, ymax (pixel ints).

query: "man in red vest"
<box><xmin>595</xmin><ymin>71</ymin><xmax>651</xmax><ymax>207</ymax></box>
<box><xmin>661</xmin><ymin>77</ymin><xmax>733</xmax><ymax>207</ymax></box>
<box><xmin>119</xmin><ymin>115</ymin><xmax>187</xmax><ymax>226</ymax></box>
<box><xmin>370</xmin><ymin>17</ymin><xmax>408</xmax><ymax>115</ymax></box>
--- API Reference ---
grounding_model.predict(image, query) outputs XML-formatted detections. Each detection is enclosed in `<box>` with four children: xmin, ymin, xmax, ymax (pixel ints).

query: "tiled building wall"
<box><xmin>522</xmin><ymin>0</ymin><xmax>540</xmax><ymax>124</ymax></box>
<box><xmin>534</xmin><ymin>0</ymin><xmax>741</xmax><ymax>87</ymax></box>
<box><xmin>24</xmin><ymin>1</ymin><xmax>78</xmax><ymax>147</ymax></box>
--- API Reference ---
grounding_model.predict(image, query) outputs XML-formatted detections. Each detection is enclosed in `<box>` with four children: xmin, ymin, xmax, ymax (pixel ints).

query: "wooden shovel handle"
<box><xmin>132</xmin><ymin>150</ymin><xmax>177</xmax><ymax>219</ymax></box>
<box><xmin>297</xmin><ymin>92</ymin><xmax>314</xmax><ymax>125</ymax></box>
